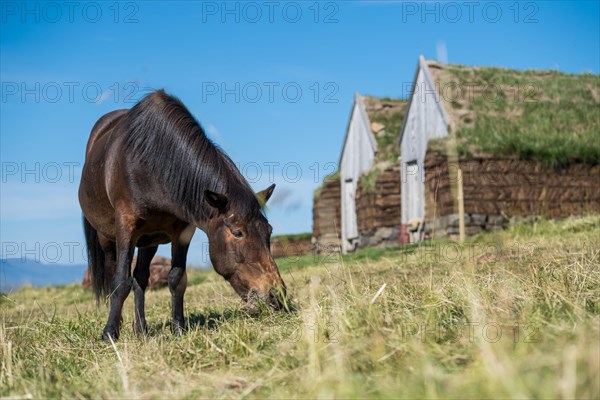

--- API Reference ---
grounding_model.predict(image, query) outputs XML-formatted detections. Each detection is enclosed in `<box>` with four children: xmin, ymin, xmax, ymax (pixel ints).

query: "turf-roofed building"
<box><xmin>313</xmin><ymin>56</ymin><xmax>600</xmax><ymax>251</ymax></box>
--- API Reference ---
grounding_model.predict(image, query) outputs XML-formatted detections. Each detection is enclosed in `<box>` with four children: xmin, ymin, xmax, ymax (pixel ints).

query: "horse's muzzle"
<box><xmin>246</xmin><ymin>286</ymin><xmax>289</xmax><ymax>312</ymax></box>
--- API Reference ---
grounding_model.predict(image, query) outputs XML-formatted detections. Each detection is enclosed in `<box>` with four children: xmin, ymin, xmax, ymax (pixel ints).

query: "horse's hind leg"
<box><xmin>98</xmin><ymin>235</ymin><xmax>117</xmax><ymax>293</ymax></box>
<box><xmin>102</xmin><ymin>215</ymin><xmax>136</xmax><ymax>342</ymax></box>
<box><xmin>132</xmin><ymin>245</ymin><xmax>158</xmax><ymax>335</ymax></box>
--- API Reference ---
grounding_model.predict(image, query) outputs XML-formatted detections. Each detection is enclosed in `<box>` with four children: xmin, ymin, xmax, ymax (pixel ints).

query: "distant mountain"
<box><xmin>0</xmin><ymin>258</ymin><xmax>87</xmax><ymax>291</ymax></box>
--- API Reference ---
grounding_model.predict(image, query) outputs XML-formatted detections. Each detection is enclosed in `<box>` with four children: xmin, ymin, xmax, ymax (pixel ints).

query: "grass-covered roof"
<box><xmin>426</xmin><ymin>60</ymin><xmax>600</xmax><ymax>167</ymax></box>
<box><xmin>363</xmin><ymin>96</ymin><xmax>407</xmax><ymax>164</ymax></box>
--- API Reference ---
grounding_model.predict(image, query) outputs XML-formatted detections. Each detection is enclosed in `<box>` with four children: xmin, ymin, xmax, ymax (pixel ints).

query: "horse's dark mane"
<box><xmin>122</xmin><ymin>89</ymin><xmax>261</xmax><ymax>222</ymax></box>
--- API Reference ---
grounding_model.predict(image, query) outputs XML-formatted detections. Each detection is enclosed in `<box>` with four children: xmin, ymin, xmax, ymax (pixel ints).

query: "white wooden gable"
<box><xmin>339</xmin><ymin>93</ymin><xmax>376</xmax><ymax>253</ymax></box>
<box><xmin>399</xmin><ymin>56</ymin><xmax>450</xmax><ymax>240</ymax></box>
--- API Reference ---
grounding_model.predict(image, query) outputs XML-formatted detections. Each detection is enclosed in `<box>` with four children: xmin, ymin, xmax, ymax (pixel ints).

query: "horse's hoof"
<box><xmin>102</xmin><ymin>326</ymin><xmax>120</xmax><ymax>342</ymax></box>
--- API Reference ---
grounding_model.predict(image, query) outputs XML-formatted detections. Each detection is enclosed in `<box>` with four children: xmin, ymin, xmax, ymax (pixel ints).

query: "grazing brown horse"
<box><xmin>79</xmin><ymin>90</ymin><xmax>287</xmax><ymax>341</ymax></box>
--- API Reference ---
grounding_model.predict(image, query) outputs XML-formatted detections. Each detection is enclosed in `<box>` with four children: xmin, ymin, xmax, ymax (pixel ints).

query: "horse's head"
<box><xmin>204</xmin><ymin>184</ymin><xmax>288</xmax><ymax>311</ymax></box>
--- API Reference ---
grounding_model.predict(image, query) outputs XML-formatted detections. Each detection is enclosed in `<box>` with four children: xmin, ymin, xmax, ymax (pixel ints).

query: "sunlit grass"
<box><xmin>2</xmin><ymin>215</ymin><xmax>599</xmax><ymax>398</ymax></box>
<box><xmin>444</xmin><ymin>65</ymin><xmax>600</xmax><ymax>167</ymax></box>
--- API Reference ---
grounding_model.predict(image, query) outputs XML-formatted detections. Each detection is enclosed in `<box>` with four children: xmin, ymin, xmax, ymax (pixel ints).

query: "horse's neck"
<box><xmin>191</xmin><ymin>207</ymin><xmax>212</xmax><ymax>233</ymax></box>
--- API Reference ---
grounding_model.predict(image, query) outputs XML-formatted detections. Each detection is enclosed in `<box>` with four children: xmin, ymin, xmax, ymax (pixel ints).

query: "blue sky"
<box><xmin>1</xmin><ymin>1</ymin><xmax>599</xmax><ymax>265</ymax></box>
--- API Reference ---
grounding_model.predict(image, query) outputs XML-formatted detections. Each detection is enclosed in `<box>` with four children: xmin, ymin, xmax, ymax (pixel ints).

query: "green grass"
<box><xmin>365</xmin><ymin>97</ymin><xmax>407</xmax><ymax>164</ymax></box>
<box><xmin>271</xmin><ymin>232</ymin><xmax>312</xmax><ymax>242</ymax></box>
<box><xmin>2</xmin><ymin>215</ymin><xmax>599</xmax><ymax>398</ymax></box>
<box><xmin>358</xmin><ymin>168</ymin><xmax>381</xmax><ymax>193</ymax></box>
<box><xmin>441</xmin><ymin>65</ymin><xmax>600</xmax><ymax>167</ymax></box>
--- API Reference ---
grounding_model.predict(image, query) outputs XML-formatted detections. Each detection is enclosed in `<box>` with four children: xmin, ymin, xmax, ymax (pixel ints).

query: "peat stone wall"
<box><xmin>423</xmin><ymin>152</ymin><xmax>600</xmax><ymax>238</ymax></box>
<box><xmin>312</xmin><ymin>178</ymin><xmax>341</xmax><ymax>253</ymax></box>
<box><xmin>355</xmin><ymin>164</ymin><xmax>401</xmax><ymax>247</ymax></box>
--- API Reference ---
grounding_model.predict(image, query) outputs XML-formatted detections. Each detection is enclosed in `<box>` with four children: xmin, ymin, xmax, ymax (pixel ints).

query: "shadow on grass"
<box><xmin>147</xmin><ymin>309</ymin><xmax>241</xmax><ymax>336</ymax></box>
<box><xmin>148</xmin><ymin>304</ymin><xmax>298</xmax><ymax>337</ymax></box>
<box><xmin>187</xmin><ymin>310</ymin><xmax>241</xmax><ymax>330</ymax></box>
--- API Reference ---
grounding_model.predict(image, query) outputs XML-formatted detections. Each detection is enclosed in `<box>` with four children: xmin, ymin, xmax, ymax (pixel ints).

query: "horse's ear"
<box><xmin>205</xmin><ymin>190</ymin><xmax>228</xmax><ymax>213</ymax></box>
<box><xmin>256</xmin><ymin>184</ymin><xmax>275</xmax><ymax>207</ymax></box>
<box><xmin>256</xmin><ymin>184</ymin><xmax>276</xmax><ymax>207</ymax></box>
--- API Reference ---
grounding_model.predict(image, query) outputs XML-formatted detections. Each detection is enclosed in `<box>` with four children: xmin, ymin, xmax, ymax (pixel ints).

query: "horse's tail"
<box><xmin>83</xmin><ymin>216</ymin><xmax>109</xmax><ymax>302</ymax></box>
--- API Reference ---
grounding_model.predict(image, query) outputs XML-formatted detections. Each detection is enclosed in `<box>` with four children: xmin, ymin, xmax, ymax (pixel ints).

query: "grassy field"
<box><xmin>270</xmin><ymin>232</ymin><xmax>312</xmax><ymax>242</ymax></box>
<box><xmin>2</xmin><ymin>215</ymin><xmax>599</xmax><ymax>399</ymax></box>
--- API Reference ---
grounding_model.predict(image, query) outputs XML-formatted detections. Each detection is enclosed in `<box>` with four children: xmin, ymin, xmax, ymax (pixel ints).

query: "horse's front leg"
<box><xmin>169</xmin><ymin>224</ymin><xmax>195</xmax><ymax>335</ymax></box>
<box><xmin>102</xmin><ymin>215</ymin><xmax>136</xmax><ymax>342</ymax></box>
<box><xmin>132</xmin><ymin>245</ymin><xmax>158</xmax><ymax>335</ymax></box>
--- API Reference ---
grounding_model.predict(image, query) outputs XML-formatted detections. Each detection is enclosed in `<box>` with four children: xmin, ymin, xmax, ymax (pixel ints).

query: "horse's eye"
<box><xmin>233</xmin><ymin>230</ymin><xmax>243</xmax><ymax>238</ymax></box>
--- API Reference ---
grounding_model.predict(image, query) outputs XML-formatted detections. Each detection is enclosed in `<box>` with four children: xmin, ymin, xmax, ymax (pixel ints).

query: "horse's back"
<box><xmin>85</xmin><ymin>109</ymin><xmax>128</xmax><ymax>158</ymax></box>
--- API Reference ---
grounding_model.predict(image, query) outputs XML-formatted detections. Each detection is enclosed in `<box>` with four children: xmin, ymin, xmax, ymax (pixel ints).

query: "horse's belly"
<box><xmin>137</xmin><ymin>233</ymin><xmax>172</xmax><ymax>247</ymax></box>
